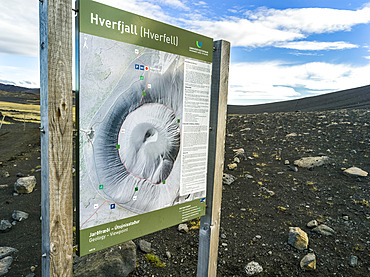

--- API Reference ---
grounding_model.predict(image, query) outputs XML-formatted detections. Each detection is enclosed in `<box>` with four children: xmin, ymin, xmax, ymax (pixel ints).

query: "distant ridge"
<box><xmin>0</xmin><ymin>83</ymin><xmax>39</xmax><ymax>94</ymax></box>
<box><xmin>228</xmin><ymin>85</ymin><xmax>370</xmax><ymax>114</ymax></box>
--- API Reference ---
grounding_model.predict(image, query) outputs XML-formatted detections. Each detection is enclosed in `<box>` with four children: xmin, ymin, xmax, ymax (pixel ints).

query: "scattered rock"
<box><xmin>177</xmin><ymin>223</ymin><xmax>188</xmax><ymax>233</ymax></box>
<box><xmin>306</xmin><ymin>220</ymin><xmax>318</xmax><ymax>228</ymax></box>
<box><xmin>260</xmin><ymin>187</ymin><xmax>275</xmax><ymax>197</ymax></box>
<box><xmin>342</xmin><ymin>215</ymin><xmax>349</xmax><ymax>221</ymax></box>
<box><xmin>12</xmin><ymin>210</ymin><xmax>29</xmax><ymax>222</ymax></box>
<box><xmin>25</xmin><ymin>273</ymin><xmax>35</xmax><ymax>277</ymax></box>
<box><xmin>74</xmin><ymin>241</ymin><xmax>136</xmax><ymax>277</ymax></box>
<box><xmin>0</xmin><ymin>256</ymin><xmax>13</xmax><ymax>276</ymax></box>
<box><xmin>312</xmin><ymin>224</ymin><xmax>335</xmax><ymax>236</ymax></box>
<box><xmin>348</xmin><ymin>255</ymin><xmax>358</xmax><ymax>267</ymax></box>
<box><xmin>233</xmin><ymin>148</ymin><xmax>245</xmax><ymax>158</ymax></box>
<box><xmin>165</xmin><ymin>251</ymin><xmax>171</xmax><ymax>259</ymax></box>
<box><xmin>14</xmin><ymin>176</ymin><xmax>36</xmax><ymax>194</ymax></box>
<box><xmin>2</xmin><ymin>171</ymin><xmax>9</xmax><ymax>178</ymax></box>
<box><xmin>300</xmin><ymin>253</ymin><xmax>316</xmax><ymax>271</ymax></box>
<box><xmin>287</xmin><ymin>165</ymin><xmax>298</xmax><ymax>172</ymax></box>
<box><xmin>294</xmin><ymin>156</ymin><xmax>329</xmax><ymax>168</ymax></box>
<box><xmin>343</xmin><ymin>167</ymin><xmax>368</xmax><ymax>177</ymax></box>
<box><xmin>138</xmin><ymin>240</ymin><xmax>151</xmax><ymax>253</ymax></box>
<box><xmin>16</xmin><ymin>172</ymin><xmax>25</xmax><ymax>177</ymax></box>
<box><xmin>0</xmin><ymin>247</ymin><xmax>18</xmax><ymax>259</ymax></box>
<box><xmin>223</xmin><ymin>173</ymin><xmax>236</xmax><ymax>185</ymax></box>
<box><xmin>286</xmin><ymin>132</ymin><xmax>297</xmax><ymax>138</ymax></box>
<box><xmin>284</xmin><ymin>160</ymin><xmax>290</xmax><ymax>165</ymax></box>
<box><xmin>244</xmin><ymin>261</ymin><xmax>263</xmax><ymax>276</ymax></box>
<box><xmin>0</xmin><ymin>220</ymin><xmax>12</xmax><ymax>232</ymax></box>
<box><xmin>233</xmin><ymin>157</ymin><xmax>240</xmax><ymax>163</ymax></box>
<box><xmin>245</xmin><ymin>174</ymin><xmax>254</xmax><ymax>179</ymax></box>
<box><xmin>288</xmin><ymin>227</ymin><xmax>308</xmax><ymax>250</ymax></box>
<box><xmin>227</xmin><ymin>163</ymin><xmax>237</xmax><ymax>170</ymax></box>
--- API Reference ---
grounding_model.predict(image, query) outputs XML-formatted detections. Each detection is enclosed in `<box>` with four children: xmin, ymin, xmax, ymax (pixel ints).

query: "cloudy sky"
<box><xmin>0</xmin><ymin>0</ymin><xmax>369</xmax><ymax>105</ymax></box>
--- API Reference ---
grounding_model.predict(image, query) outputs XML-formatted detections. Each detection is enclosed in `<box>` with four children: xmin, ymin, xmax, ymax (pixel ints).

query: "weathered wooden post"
<box><xmin>39</xmin><ymin>0</ymin><xmax>74</xmax><ymax>275</ymax></box>
<box><xmin>197</xmin><ymin>40</ymin><xmax>230</xmax><ymax>276</ymax></box>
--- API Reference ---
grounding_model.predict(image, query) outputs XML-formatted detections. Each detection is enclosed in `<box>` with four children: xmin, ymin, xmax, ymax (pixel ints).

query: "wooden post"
<box><xmin>197</xmin><ymin>40</ymin><xmax>230</xmax><ymax>276</ymax></box>
<box><xmin>39</xmin><ymin>0</ymin><xmax>73</xmax><ymax>276</ymax></box>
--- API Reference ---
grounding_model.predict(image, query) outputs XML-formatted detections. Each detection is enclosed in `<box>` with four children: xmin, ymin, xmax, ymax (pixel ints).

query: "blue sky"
<box><xmin>0</xmin><ymin>0</ymin><xmax>369</xmax><ymax>105</ymax></box>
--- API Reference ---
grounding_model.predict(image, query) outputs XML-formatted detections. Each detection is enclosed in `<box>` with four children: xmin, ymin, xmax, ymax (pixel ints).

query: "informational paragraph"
<box><xmin>180</xmin><ymin>58</ymin><xmax>212</xmax><ymax>195</ymax></box>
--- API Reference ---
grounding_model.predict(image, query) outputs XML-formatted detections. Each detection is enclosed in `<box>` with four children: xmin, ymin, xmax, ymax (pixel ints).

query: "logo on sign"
<box><xmin>135</xmin><ymin>64</ymin><xmax>139</xmax><ymax>70</ymax></box>
<box><xmin>140</xmin><ymin>65</ymin><xmax>144</xmax><ymax>70</ymax></box>
<box><xmin>196</xmin><ymin>41</ymin><xmax>203</xmax><ymax>48</ymax></box>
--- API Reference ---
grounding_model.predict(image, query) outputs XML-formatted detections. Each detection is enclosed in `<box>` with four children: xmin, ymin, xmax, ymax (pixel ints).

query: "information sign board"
<box><xmin>77</xmin><ymin>0</ymin><xmax>213</xmax><ymax>256</ymax></box>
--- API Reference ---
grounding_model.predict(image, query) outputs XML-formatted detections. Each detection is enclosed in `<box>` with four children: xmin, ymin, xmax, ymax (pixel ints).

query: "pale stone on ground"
<box><xmin>343</xmin><ymin>167</ymin><xmax>368</xmax><ymax>177</ymax></box>
<box><xmin>244</xmin><ymin>261</ymin><xmax>263</xmax><ymax>276</ymax></box>
<box><xmin>294</xmin><ymin>156</ymin><xmax>329</xmax><ymax>168</ymax></box>
<box><xmin>288</xmin><ymin>227</ymin><xmax>309</xmax><ymax>250</ymax></box>
<box><xmin>0</xmin><ymin>256</ymin><xmax>13</xmax><ymax>276</ymax></box>
<box><xmin>0</xmin><ymin>247</ymin><xmax>18</xmax><ymax>259</ymax></box>
<box><xmin>312</xmin><ymin>224</ymin><xmax>335</xmax><ymax>236</ymax></box>
<box><xmin>227</xmin><ymin>163</ymin><xmax>237</xmax><ymax>170</ymax></box>
<box><xmin>300</xmin><ymin>253</ymin><xmax>316</xmax><ymax>271</ymax></box>
<box><xmin>14</xmin><ymin>176</ymin><xmax>36</xmax><ymax>194</ymax></box>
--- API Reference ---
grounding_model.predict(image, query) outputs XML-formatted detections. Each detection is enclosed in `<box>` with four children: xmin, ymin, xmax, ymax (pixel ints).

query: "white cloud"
<box><xmin>250</xmin><ymin>6</ymin><xmax>370</xmax><ymax>34</ymax></box>
<box><xmin>158</xmin><ymin>0</ymin><xmax>189</xmax><ymax>10</ymax></box>
<box><xmin>275</xmin><ymin>41</ymin><xmax>359</xmax><ymax>51</ymax></box>
<box><xmin>190</xmin><ymin>5</ymin><xmax>370</xmax><ymax>48</ymax></box>
<box><xmin>0</xmin><ymin>0</ymin><xmax>39</xmax><ymax>56</ymax></box>
<box><xmin>227</xmin><ymin>61</ymin><xmax>370</xmax><ymax>105</ymax></box>
<box><xmin>0</xmin><ymin>63</ymin><xmax>39</xmax><ymax>88</ymax></box>
<box><xmin>191</xmin><ymin>18</ymin><xmax>304</xmax><ymax>47</ymax></box>
<box><xmin>194</xmin><ymin>1</ymin><xmax>207</xmax><ymax>7</ymax></box>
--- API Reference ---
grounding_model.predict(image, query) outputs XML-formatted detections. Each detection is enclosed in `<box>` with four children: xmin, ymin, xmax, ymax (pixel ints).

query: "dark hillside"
<box><xmin>228</xmin><ymin>85</ymin><xmax>370</xmax><ymax>114</ymax></box>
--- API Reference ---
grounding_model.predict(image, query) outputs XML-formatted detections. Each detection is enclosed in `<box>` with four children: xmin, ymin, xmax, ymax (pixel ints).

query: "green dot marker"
<box><xmin>116</xmin><ymin>145</ymin><xmax>120</xmax><ymax>149</ymax></box>
<box><xmin>142</xmin><ymin>91</ymin><xmax>146</xmax><ymax>96</ymax></box>
<box><xmin>99</xmin><ymin>185</ymin><xmax>103</xmax><ymax>189</ymax></box>
<box><xmin>140</xmin><ymin>76</ymin><xmax>144</xmax><ymax>80</ymax></box>
<box><xmin>177</xmin><ymin>119</ymin><xmax>180</xmax><ymax>123</ymax></box>
<box><xmin>162</xmin><ymin>180</ymin><xmax>166</xmax><ymax>184</ymax></box>
<box><xmin>135</xmin><ymin>187</ymin><xmax>138</xmax><ymax>191</ymax></box>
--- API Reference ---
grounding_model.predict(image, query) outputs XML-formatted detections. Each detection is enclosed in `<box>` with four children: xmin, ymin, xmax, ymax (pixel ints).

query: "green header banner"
<box><xmin>79</xmin><ymin>0</ymin><xmax>213</xmax><ymax>62</ymax></box>
<box><xmin>79</xmin><ymin>199</ymin><xmax>206</xmax><ymax>256</ymax></box>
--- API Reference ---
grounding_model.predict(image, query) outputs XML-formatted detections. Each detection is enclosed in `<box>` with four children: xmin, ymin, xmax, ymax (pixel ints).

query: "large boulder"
<box><xmin>294</xmin><ymin>156</ymin><xmax>329</xmax><ymax>168</ymax></box>
<box><xmin>74</xmin><ymin>241</ymin><xmax>136</xmax><ymax>277</ymax></box>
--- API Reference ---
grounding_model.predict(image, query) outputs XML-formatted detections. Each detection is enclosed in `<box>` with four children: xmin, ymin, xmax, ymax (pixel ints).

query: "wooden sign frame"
<box><xmin>39</xmin><ymin>0</ymin><xmax>229</xmax><ymax>275</ymax></box>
